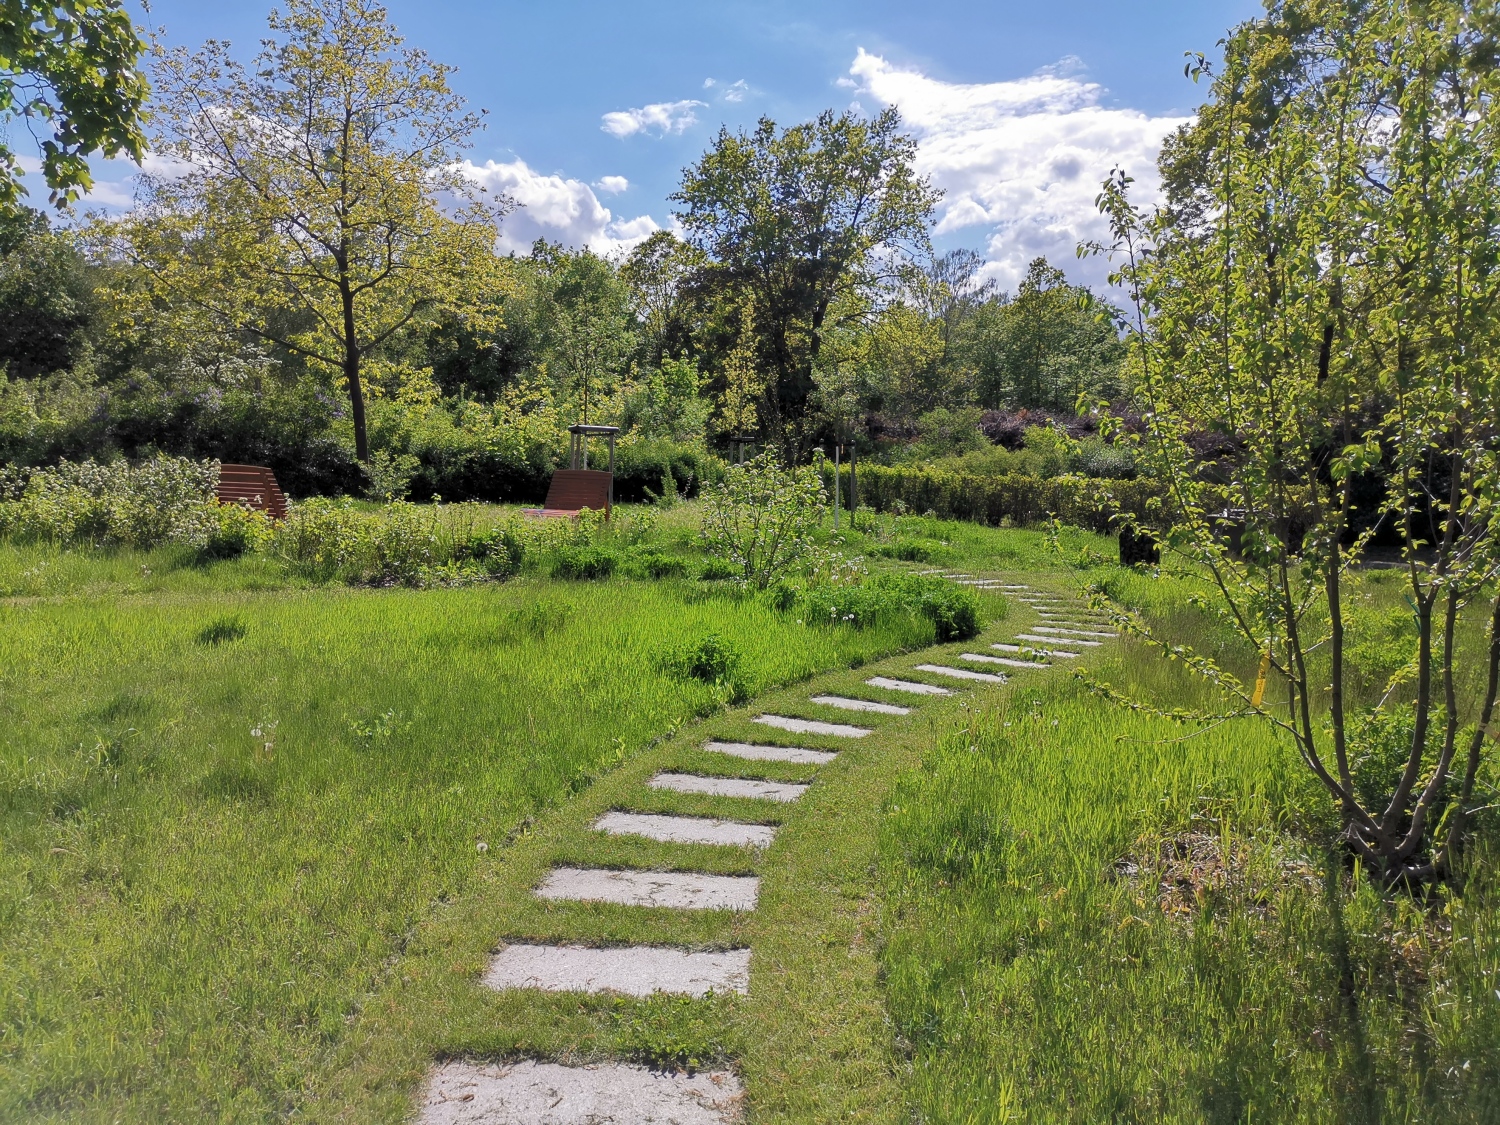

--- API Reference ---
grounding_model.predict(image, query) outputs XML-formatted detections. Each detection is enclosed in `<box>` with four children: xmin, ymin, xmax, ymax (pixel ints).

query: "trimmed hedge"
<box><xmin>827</xmin><ymin>464</ymin><xmax>1163</xmax><ymax>532</ymax></box>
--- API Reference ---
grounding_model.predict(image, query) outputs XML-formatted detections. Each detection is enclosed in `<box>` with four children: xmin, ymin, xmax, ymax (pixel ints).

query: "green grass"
<box><xmin>0</xmin><ymin>566</ymin><xmax>935</xmax><ymax>1121</ymax></box>
<box><xmin>876</xmin><ymin>567</ymin><xmax>1500</xmax><ymax>1123</ymax></box>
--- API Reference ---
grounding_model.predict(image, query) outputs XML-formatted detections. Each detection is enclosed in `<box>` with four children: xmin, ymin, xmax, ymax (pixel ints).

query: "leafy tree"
<box><xmin>1095</xmin><ymin>0</ymin><xmax>1500</xmax><ymax>884</ymax></box>
<box><xmin>535</xmin><ymin>245</ymin><xmax>637</xmax><ymax>425</ymax></box>
<box><xmin>0</xmin><ymin>0</ymin><xmax>147</xmax><ymax>210</ymax></box>
<box><xmin>107</xmin><ymin>0</ymin><xmax>504</xmax><ymax>462</ymax></box>
<box><xmin>620</xmin><ymin>230</ymin><xmax>705</xmax><ymax>369</ymax></box>
<box><xmin>965</xmin><ymin>257</ymin><xmax>1124</xmax><ymax>412</ymax></box>
<box><xmin>674</xmin><ymin>108</ymin><xmax>939</xmax><ymax>460</ymax></box>
<box><xmin>0</xmin><ymin>207</ymin><xmax>95</xmax><ymax>376</ymax></box>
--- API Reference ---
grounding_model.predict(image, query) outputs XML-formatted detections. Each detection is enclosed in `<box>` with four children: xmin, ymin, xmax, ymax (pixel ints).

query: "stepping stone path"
<box><xmin>418</xmin><ymin>580</ymin><xmax>1124</xmax><ymax>1123</ymax></box>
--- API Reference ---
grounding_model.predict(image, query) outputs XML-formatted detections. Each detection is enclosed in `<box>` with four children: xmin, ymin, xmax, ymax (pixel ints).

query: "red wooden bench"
<box><xmin>216</xmin><ymin>464</ymin><xmax>288</xmax><ymax>519</ymax></box>
<box><xmin>525</xmin><ymin>424</ymin><xmax>620</xmax><ymax>519</ymax></box>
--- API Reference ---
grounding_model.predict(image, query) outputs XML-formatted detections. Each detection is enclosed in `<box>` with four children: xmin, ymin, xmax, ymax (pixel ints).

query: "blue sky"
<box><xmin>86</xmin><ymin>0</ymin><xmax>1263</xmax><ymax>289</ymax></box>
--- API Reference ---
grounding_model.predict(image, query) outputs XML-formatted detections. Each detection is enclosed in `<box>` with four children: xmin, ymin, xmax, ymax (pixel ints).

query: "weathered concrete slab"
<box><xmin>650</xmin><ymin>773</ymin><xmax>808</xmax><ymax>803</ymax></box>
<box><xmin>1032</xmin><ymin>625</ymin><xmax>1116</xmax><ymax>638</ymax></box>
<box><xmin>595</xmin><ymin>811</ymin><xmax>777</xmax><ymax>848</ymax></box>
<box><xmin>753</xmin><ymin>714</ymin><xmax>871</xmax><ymax>738</ymax></box>
<box><xmin>420</xmin><ymin>1060</ymin><xmax>744</xmax><ymax>1124</ymax></box>
<box><xmin>704</xmin><ymin>740</ymin><xmax>836</xmax><ymax>765</ymax></box>
<box><xmin>993</xmin><ymin>643</ymin><xmax>1079</xmax><ymax>659</ymax></box>
<box><xmin>960</xmin><ymin>653</ymin><xmax>1049</xmax><ymax>669</ymax></box>
<box><xmin>1016</xmin><ymin>632</ymin><xmax>1102</xmax><ymax>647</ymax></box>
<box><xmin>482</xmin><ymin>943</ymin><xmax>752</xmax><ymax>997</ymax></box>
<box><xmin>866</xmin><ymin>676</ymin><xmax>953</xmax><ymax>695</ymax></box>
<box><xmin>914</xmin><ymin>664</ymin><xmax>1008</xmax><ymax>684</ymax></box>
<box><xmin>809</xmin><ymin>694</ymin><xmax>910</xmax><ymax>716</ymax></box>
<box><xmin>536</xmin><ymin>867</ymin><xmax>760</xmax><ymax>911</ymax></box>
<box><xmin>996</xmin><ymin>585</ymin><xmax>1031</xmax><ymax>590</ymax></box>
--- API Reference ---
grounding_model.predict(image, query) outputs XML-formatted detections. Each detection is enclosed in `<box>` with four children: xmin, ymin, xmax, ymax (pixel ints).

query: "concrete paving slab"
<box><xmin>704</xmin><ymin>740</ymin><xmax>836</xmax><ymax>765</ymax></box>
<box><xmin>482</xmin><ymin>943</ymin><xmax>752</xmax><ymax>997</ymax></box>
<box><xmin>753</xmin><ymin>714</ymin><xmax>872</xmax><ymax>738</ymax></box>
<box><xmin>420</xmin><ymin>1060</ymin><xmax>744</xmax><ymax>1125</ymax></box>
<box><xmin>914</xmin><ymin>664</ymin><xmax>1008</xmax><ymax>684</ymax></box>
<box><xmin>594</xmin><ymin>811</ymin><xmax>777</xmax><ymax>848</ymax></box>
<box><xmin>993</xmin><ymin>643</ymin><xmax>1079</xmax><ymax>659</ymax></box>
<box><xmin>650</xmin><ymin>773</ymin><xmax>808</xmax><ymax>803</ymax></box>
<box><xmin>809</xmin><ymin>694</ymin><xmax>911</xmax><ymax>716</ymax></box>
<box><xmin>1016</xmin><ymin>633</ymin><xmax>1102</xmax><ymax>647</ymax></box>
<box><xmin>996</xmin><ymin>585</ymin><xmax>1031</xmax><ymax>590</ymax></box>
<box><xmin>536</xmin><ymin>867</ymin><xmax>760</xmax><ymax>911</ymax></box>
<box><xmin>960</xmin><ymin>653</ymin><xmax>1050</xmax><ymax>669</ymax></box>
<box><xmin>1032</xmin><ymin>625</ymin><xmax>1117</xmax><ymax>638</ymax></box>
<box><xmin>866</xmin><ymin>676</ymin><xmax>953</xmax><ymax>695</ymax></box>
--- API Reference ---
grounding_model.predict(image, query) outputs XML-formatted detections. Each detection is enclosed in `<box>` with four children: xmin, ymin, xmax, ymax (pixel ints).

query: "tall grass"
<box><xmin>0</xmin><ymin>575</ymin><xmax>929</xmax><ymax>1120</ymax></box>
<box><xmin>878</xmin><ymin>572</ymin><xmax>1500</xmax><ymax>1123</ymax></box>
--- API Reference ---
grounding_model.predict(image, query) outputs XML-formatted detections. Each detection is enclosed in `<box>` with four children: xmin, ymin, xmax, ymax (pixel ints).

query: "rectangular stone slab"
<box><xmin>421</xmin><ymin>1060</ymin><xmax>744</xmax><ymax>1125</ymax></box>
<box><xmin>809</xmin><ymin>694</ymin><xmax>911</xmax><ymax>715</ymax></box>
<box><xmin>1016</xmin><ymin>632</ymin><xmax>1102</xmax><ymax>647</ymax></box>
<box><xmin>536</xmin><ymin>867</ymin><xmax>760</xmax><ymax>911</ymax></box>
<box><xmin>993</xmin><ymin>643</ymin><xmax>1078</xmax><ymax>659</ymax></box>
<box><xmin>753</xmin><ymin>714</ymin><xmax>872</xmax><ymax>738</ymax></box>
<box><xmin>650</xmin><ymin>772</ymin><xmax>808</xmax><ymax>803</ymax></box>
<box><xmin>703</xmin><ymin>740</ymin><xmax>836</xmax><ymax>765</ymax></box>
<box><xmin>961</xmin><ymin>653</ymin><xmax>1049</xmax><ymax>669</ymax></box>
<box><xmin>483</xmin><ymin>943</ymin><xmax>752</xmax><ymax>997</ymax></box>
<box><xmin>914</xmin><ymin>663</ymin><xmax>1008</xmax><ymax>684</ymax></box>
<box><xmin>866</xmin><ymin>676</ymin><xmax>953</xmax><ymax>695</ymax></box>
<box><xmin>594</xmin><ymin>811</ymin><xmax>777</xmax><ymax>848</ymax></box>
<box><xmin>1032</xmin><ymin>625</ymin><xmax>1116</xmax><ymax>638</ymax></box>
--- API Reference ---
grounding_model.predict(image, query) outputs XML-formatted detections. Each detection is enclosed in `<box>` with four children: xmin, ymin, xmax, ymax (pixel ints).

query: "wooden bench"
<box><xmin>525</xmin><ymin>469</ymin><xmax>612</xmax><ymax>518</ymax></box>
<box><xmin>216</xmin><ymin>464</ymin><xmax>288</xmax><ymax>519</ymax></box>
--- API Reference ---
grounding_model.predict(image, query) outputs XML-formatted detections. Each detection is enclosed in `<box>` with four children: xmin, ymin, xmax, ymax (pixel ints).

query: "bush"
<box><xmin>871</xmin><ymin>536</ymin><xmax>953</xmax><ymax>564</ymax></box>
<box><xmin>794</xmin><ymin>574</ymin><xmax>981</xmax><ymax>641</ymax></box>
<box><xmin>631</xmin><ymin>550</ymin><xmax>690</xmax><ymax>579</ymax></box>
<box><xmin>662</xmin><ymin>632</ymin><xmax>748</xmax><ymax>703</ymax></box>
<box><xmin>551</xmin><ymin>545</ymin><xmax>618</xmax><ymax>580</ymax></box>
<box><xmin>200</xmin><ymin>503</ymin><xmax>271</xmax><ymax>560</ymax></box>
<box><xmin>698</xmin><ymin>556</ymin><xmax>740</xmax><ymax>581</ymax></box>
<box><xmin>701</xmin><ymin>452</ymin><xmax>826</xmax><ymax>587</ymax></box>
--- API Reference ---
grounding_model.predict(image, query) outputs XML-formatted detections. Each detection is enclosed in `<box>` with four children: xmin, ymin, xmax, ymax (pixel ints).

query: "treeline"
<box><xmin>0</xmin><ymin>0</ymin><xmax>1128</xmax><ymax>501</ymax></box>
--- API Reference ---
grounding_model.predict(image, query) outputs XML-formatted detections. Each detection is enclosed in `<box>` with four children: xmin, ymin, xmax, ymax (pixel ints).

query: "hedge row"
<box><xmin>826</xmin><ymin>464</ymin><xmax>1164</xmax><ymax>532</ymax></box>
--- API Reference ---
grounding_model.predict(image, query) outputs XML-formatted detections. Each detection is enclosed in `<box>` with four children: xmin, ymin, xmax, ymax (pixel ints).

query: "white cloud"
<box><xmin>722</xmin><ymin>80</ymin><xmax>750</xmax><ymax>103</ymax></box>
<box><xmin>601</xmin><ymin>99</ymin><xmax>706</xmax><ymax>139</ymax></box>
<box><xmin>457</xmin><ymin>158</ymin><xmax>659</xmax><ymax>256</ymax></box>
<box><xmin>593</xmin><ymin>175</ymin><xmax>630</xmax><ymax>194</ymax></box>
<box><xmin>849</xmin><ymin>48</ymin><xmax>1189</xmax><ymax>291</ymax></box>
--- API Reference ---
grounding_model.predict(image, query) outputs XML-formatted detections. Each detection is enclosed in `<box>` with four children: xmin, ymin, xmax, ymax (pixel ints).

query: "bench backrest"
<box><xmin>542</xmin><ymin>469</ymin><xmax>611</xmax><ymax>515</ymax></box>
<box><xmin>217</xmin><ymin>464</ymin><xmax>288</xmax><ymax>519</ymax></box>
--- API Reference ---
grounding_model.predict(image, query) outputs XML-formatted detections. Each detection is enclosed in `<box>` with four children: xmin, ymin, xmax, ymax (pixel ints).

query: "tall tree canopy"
<box><xmin>674</xmin><ymin>108</ymin><xmax>939</xmax><ymax>460</ymax></box>
<box><xmin>110</xmin><ymin>0</ymin><xmax>504</xmax><ymax>462</ymax></box>
<box><xmin>0</xmin><ymin>0</ymin><xmax>147</xmax><ymax>210</ymax></box>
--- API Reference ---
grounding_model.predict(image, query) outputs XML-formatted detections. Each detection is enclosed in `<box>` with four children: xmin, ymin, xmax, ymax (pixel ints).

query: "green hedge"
<box><xmin>826</xmin><ymin>464</ymin><xmax>1163</xmax><ymax>532</ymax></box>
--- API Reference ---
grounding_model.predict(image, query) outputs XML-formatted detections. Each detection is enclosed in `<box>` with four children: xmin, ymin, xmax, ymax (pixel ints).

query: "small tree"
<box><xmin>1093</xmin><ymin>0</ymin><xmax>1500</xmax><ymax>884</ymax></box>
<box><xmin>110</xmin><ymin>0</ymin><xmax>505</xmax><ymax>463</ymax></box>
<box><xmin>701</xmin><ymin>451</ymin><xmax>826</xmax><ymax>588</ymax></box>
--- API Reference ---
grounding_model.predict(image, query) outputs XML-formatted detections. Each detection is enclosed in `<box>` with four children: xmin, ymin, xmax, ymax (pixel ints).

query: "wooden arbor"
<box><xmin>530</xmin><ymin>424</ymin><xmax>621</xmax><ymax>518</ymax></box>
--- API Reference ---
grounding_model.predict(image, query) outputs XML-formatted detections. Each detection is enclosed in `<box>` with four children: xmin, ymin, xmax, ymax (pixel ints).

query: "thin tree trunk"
<box><xmin>341</xmin><ymin>281</ymin><xmax>368</xmax><ymax>463</ymax></box>
<box><xmin>850</xmin><ymin>439</ymin><xmax>858</xmax><ymax>530</ymax></box>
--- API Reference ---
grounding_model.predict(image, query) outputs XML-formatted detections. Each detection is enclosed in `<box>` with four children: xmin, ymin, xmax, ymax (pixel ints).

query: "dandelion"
<box><xmin>476</xmin><ymin>841</ymin><xmax>489</xmax><ymax>854</ymax></box>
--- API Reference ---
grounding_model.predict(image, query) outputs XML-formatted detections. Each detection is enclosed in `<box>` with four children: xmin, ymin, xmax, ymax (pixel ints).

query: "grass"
<box><xmin>876</xmin><ymin>566</ymin><xmax>1500</xmax><ymax>1123</ymax></box>
<box><xmin>0</xmin><ymin>561</ymin><xmax>937</xmax><ymax>1121</ymax></box>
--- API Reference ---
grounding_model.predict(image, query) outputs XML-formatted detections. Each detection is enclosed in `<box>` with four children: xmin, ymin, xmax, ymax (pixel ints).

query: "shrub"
<box><xmin>701</xmin><ymin>452</ymin><xmax>826</xmax><ymax>587</ymax></box>
<box><xmin>200</xmin><ymin>503</ymin><xmax>271</xmax><ymax>560</ymax></box>
<box><xmin>551</xmin><ymin>545</ymin><xmax>618</xmax><ymax>580</ymax></box>
<box><xmin>662</xmin><ymin>632</ymin><xmax>748</xmax><ymax>703</ymax></box>
<box><xmin>632</xmin><ymin>550</ymin><xmax>690</xmax><ymax>579</ymax></box>
<box><xmin>794</xmin><ymin>574</ymin><xmax>981</xmax><ymax>641</ymax></box>
<box><xmin>698</xmin><ymin>556</ymin><xmax>740</xmax><ymax>581</ymax></box>
<box><xmin>871</xmin><ymin>537</ymin><xmax>952</xmax><ymax>564</ymax></box>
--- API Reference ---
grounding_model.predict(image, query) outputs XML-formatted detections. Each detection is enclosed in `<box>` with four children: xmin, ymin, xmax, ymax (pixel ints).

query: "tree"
<box><xmin>0</xmin><ymin>207</ymin><xmax>96</xmax><ymax>376</ymax></box>
<box><xmin>529</xmin><ymin>243</ymin><xmax>637</xmax><ymax>425</ymax></box>
<box><xmin>620</xmin><ymin>230</ymin><xmax>705</xmax><ymax>369</ymax></box>
<box><xmin>1095</xmin><ymin>0</ymin><xmax>1500</xmax><ymax>885</ymax></box>
<box><xmin>674</xmin><ymin>108</ymin><xmax>939</xmax><ymax>461</ymax></box>
<box><xmin>0</xmin><ymin>0</ymin><xmax>147</xmax><ymax>211</ymax></box>
<box><xmin>109</xmin><ymin>0</ymin><xmax>505</xmax><ymax>463</ymax></box>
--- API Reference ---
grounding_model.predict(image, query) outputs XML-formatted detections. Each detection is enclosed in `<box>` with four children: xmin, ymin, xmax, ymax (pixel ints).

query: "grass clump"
<box><xmin>660</xmin><ymin>632</ymin><xmax>749</xmax><ymax>704</ymax></box>
<box><xmin>193</xmin><ymin>615</ymin><xmax>247</xmax><ymax>646</ymax></box>
<box><xmin>797</xmin><ymin>574</ymin><xmax>983</xmax><ymax>642</ymax></box>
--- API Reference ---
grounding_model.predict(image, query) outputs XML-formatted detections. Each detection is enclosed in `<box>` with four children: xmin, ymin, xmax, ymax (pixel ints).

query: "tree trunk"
<box><xmin>341</xmin><ymin>281</ymin><xmax>368</xmax><ymax>462</ymax></box>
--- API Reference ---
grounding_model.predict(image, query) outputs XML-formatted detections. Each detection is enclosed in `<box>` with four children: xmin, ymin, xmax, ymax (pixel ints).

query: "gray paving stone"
<box><xmin>809</xmin><ymin>694</ymin><xmax>910</xmax><ymax>716</ymax></box>
<box><xmin>1032</xmin><ymin>625</ymin><xmax>1117</xmax><ymax>638</ymax></box>
<box><xmin>594</xmin><ymin>811</ymin><xmax>777</xmax><ymax>848</ymax></box>
<box><xmin>996</xmin><ymin>585</ymin><xmax>1031</xmax><ymax>590</ymax></box>
<box><xmin>704</xmin><ymin>740</ymin><xmax>837</xmax><ymax>765</ymax></box>
<box><xmin>650</xmin><ymin>772</ymin><xmax>808</xmax><ymax>803</ymax></box>
<box><xmin>866</xmin><ymin>676</ymin><xmax>953</xmax><ymax>695</ymax></box>
<box><xmin>753</xmin><ymin>714</ymin><xmax>872</xmax><ymax>738</ymax></box>
<box><xmin>960</xmin><ymin>652</ymin><xmax>1050</xmax><ymax>669</ymax></box>
<box><xmin>1016</xmin><ymin>632</ymin><xmax>1102</xmax><ymax>647</ymax></box>
<box><xmin>993</xmin><ymin>643</ymin><xmax>1079</xmax><ymax>658</ymax></box>
<box><xmin>482</xmin><ymin>943</ymin><xmax>752</xmax><ymax>997</ymax></box>
<box><xmin>914</xmin><ymin>664</ymin><xmax>1008</xmax><ymax>684</ymax></box>
<box><xmin>536</xmin><ymin>867</ymin><xmax>760</xmax><ymax>911</ymax></box>
<box><xmin>420</xmin><ymin>1060</ymin><xmax>744</xmax><ymax>1124</ymax></box>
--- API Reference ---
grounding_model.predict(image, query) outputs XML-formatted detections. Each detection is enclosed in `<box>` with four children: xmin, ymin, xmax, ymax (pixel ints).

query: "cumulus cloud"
<box><xmin>600</xmin><ymin>99</ymin><xmax>706</xmax><ymax>139</ymax></box>
<box><xmin>457</xmin><ymin>158</ymin><xmax>659</xmax><ymax>256</ymax></box>
<box><xmin>721</xmin><ymin>80</ymin><xmax>750</xmax><ymax>103</ymax></box>
<box><xmin>848</xmin><ymin>48</ymin><xmax>1190</xmax><ymax>291</ymax></box>
<box><xmin>593</xmin><ymin>175</ymin><xmax>630</xmax><ymax>194</ymax></box>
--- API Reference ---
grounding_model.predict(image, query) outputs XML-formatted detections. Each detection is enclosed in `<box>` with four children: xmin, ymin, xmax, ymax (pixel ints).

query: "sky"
<box><xmin>52</xmin><ymin>0</ymin><xmax>1265</xmax><ymax>292</ymax></box>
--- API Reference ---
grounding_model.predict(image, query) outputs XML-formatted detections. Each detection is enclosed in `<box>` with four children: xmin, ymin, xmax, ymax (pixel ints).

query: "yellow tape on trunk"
<box><xmin>1251</xmin><ymin>648</ymin><xmax>1272</xmax><ymax>708</ymax></box>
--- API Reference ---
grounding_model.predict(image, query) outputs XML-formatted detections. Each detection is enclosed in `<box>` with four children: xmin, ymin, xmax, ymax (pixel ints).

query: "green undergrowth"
<box><xmin>878</xmin><ymin>570</ymin><xmax>1500</xmax><ymax>1123</ymax></box>
<box><xmin>0</xmin><ymin>575</ymin><xmax>935</xmax><ymax>1122</ymax></box>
